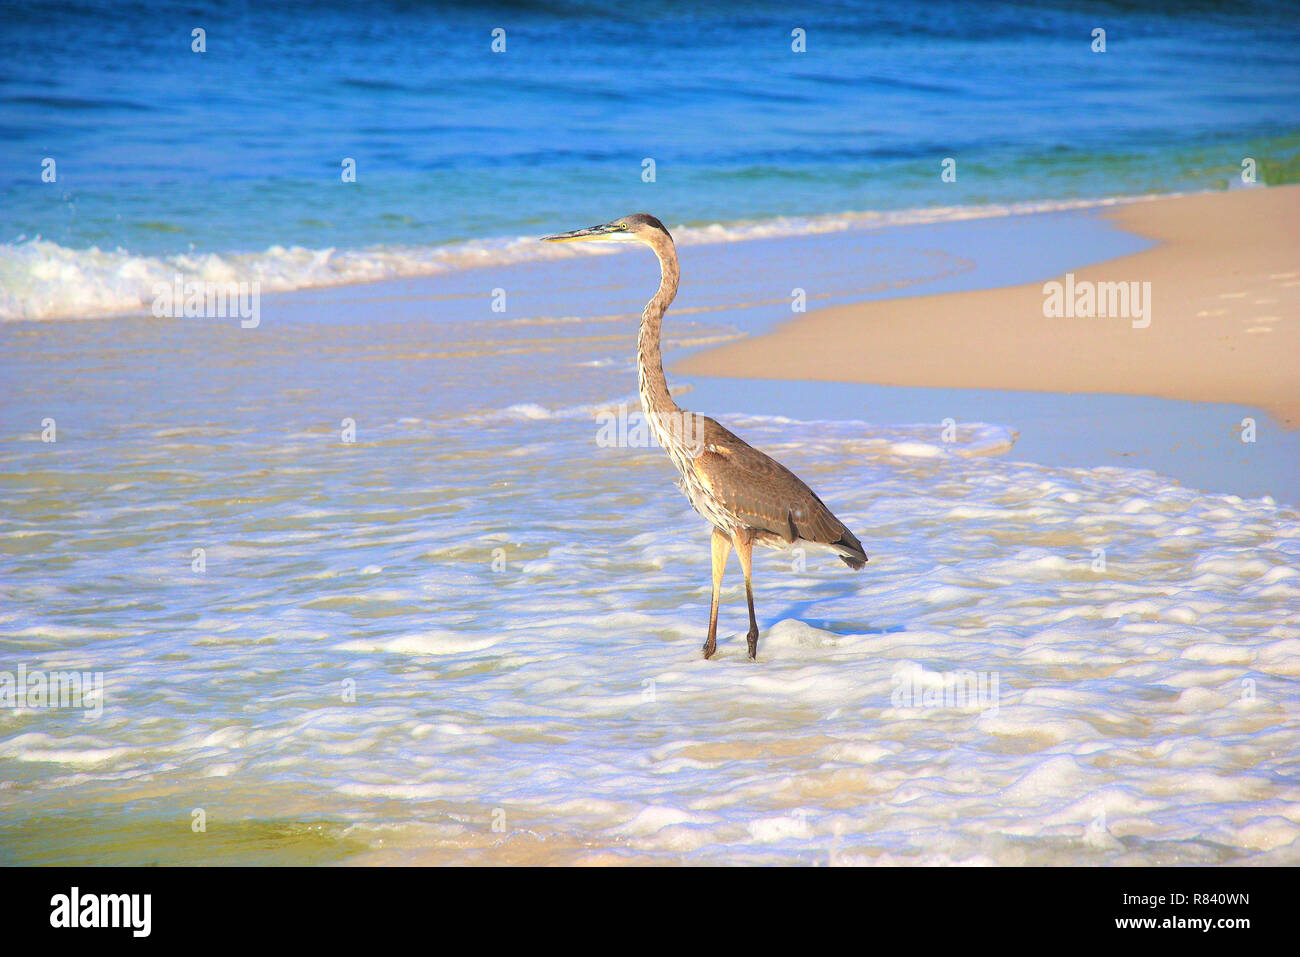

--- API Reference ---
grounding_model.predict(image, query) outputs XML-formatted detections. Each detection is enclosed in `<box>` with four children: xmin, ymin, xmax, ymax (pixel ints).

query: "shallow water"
<box><xmin>2</xmin><ymin>399</ymin><xmax>1297</xmax><ymax>865</ymax></box>
<box><xmin>2</xmin><ymin>216</ymin><xmax>1298</xmax><ymax>865</ymax></box>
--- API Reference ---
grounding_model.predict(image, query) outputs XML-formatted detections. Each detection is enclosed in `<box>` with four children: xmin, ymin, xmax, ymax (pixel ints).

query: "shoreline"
<box><xmin>6</xmin><ymin>187</ymin><xmax>1295</xmax><ymax>503</ymax></box>
<box><xmin>675</xmin><ymin>186</ymin><xmax>1300</xmax><ymax>428</ymax></box>
<box><xmin>683</xmin><ymin>377</ymin><xmax>1300</xmax><ymax>507</ymax></box>
<box><xmin>0</xmin><ymin>189</ymin><xmax>1185</xmax><ymax>325</ymax></box>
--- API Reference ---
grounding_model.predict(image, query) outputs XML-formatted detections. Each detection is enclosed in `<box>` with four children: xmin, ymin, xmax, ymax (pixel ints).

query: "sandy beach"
<box><xmin>677</xmin><ymin>186</ymin><xmax>1300</xmax><ymax>428</ymax></box>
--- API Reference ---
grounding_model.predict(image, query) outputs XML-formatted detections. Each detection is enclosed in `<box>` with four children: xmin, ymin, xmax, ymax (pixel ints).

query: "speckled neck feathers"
<box><xmin>636</xmin><ymin>232</ymin><xmax>681</xmax><ymax>421</ymax></box>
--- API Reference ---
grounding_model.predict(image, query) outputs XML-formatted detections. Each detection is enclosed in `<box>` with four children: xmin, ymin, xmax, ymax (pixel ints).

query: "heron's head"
<box><xmin>541</xmin><ymin>213</ymin><xmax>672</xmax><ymax>246</ymax></box>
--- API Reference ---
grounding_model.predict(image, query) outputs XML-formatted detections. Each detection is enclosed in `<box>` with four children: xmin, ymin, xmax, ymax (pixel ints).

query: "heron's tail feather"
<box><xmin>831</xmin><ymin>528</ymin><xmax>868</xmax><ymax>570</ymax></box>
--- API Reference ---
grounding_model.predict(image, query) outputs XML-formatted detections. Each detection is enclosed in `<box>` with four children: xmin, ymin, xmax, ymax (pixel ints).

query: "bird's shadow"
<box><xmin>769</xmin><ymin>566</ymin><xmax>904</xmax><ymax>634</ymax></box>
<box><xmin>773</xmin><ymin>590</ymin><xmax>905</xmax><ymax>638</ymax></box>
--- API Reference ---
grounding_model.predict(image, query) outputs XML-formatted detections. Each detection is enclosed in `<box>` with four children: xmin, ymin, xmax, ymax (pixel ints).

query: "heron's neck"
<box><xmin>637</xmin><ymin>237</ymin><xmax>680</xmax><ymax>419</ymax></box>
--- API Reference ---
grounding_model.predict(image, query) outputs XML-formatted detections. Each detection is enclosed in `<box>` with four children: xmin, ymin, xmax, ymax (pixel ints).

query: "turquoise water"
<box><xmin>1</xmin><ymin>0</ymin><xmax>1298</xmax><ymax>318</ymax></box>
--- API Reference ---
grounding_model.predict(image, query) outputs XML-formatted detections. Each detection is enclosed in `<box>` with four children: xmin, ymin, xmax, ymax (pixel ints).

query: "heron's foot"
<box><xmin>702</xmin><ymin>635</ymin><xmax>717</xmax><ymax>660</ymax></box>
<box><xmin>746</xmin><ymin>627</ymin><xmax>759</xmax><ymax>661</ymax></box>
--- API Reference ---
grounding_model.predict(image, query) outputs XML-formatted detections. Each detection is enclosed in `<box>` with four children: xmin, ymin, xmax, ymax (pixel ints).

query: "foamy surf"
<box><xmin>470</xmin><ymin>398</ymin><xmax>1020</xmax><ymax>459</ymax></box>
<box><xmin>0</xmin><ymin>194</ymin><xmax>1172</xmax><ymax>322</ymax></box>
<box><xmin>2</xmin><ymin>389</ymin><xmax>1296</xmax><ymax>863</ymax></box>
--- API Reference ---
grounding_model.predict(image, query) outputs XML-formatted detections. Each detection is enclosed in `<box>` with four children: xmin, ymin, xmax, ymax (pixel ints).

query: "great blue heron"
<box><xmin>543</xmin><ymin>213</ymin><xmax>867</xmax><ymax>660</ymax></box>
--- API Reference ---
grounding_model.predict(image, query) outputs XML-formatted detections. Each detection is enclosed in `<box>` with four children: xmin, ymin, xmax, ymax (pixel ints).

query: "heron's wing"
<box><xmin>690</xmin><ymin>416</ymin><xmax>866</xmax><ymax>566</ymax></box>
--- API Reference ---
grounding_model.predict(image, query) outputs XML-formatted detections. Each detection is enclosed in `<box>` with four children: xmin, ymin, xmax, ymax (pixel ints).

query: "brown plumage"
<box><xmin>543</xmin><ymin>213</ymin><xmax>867</xmax><ymax>660</ymax></box>
<box><xmin>688</xmin><ymin>414</ymin><xmax>866</xmax><ymax>566</ymax></box>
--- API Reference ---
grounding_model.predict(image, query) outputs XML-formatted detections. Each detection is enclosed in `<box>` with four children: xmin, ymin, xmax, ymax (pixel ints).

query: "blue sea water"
<box><xmin>1</xmin><ymin>0</ymin><xmax>1298</xmax><ymax>318</ymax></box>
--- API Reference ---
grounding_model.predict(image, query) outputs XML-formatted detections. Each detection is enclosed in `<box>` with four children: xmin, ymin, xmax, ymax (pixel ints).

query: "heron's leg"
<box><xmin>732</xmin><ymin>529</ymin><xmax>759</xmax><ymax>660</ymax></box>
<box><xmin>703</xmin><ymin>527</ymin><xmax>732</xmax><ymax>660</ymax></box>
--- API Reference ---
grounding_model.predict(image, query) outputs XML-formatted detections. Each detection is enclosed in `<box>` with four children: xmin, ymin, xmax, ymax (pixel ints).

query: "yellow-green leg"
<box><xmin>732</xmin><ymin>529</ymin><xmax>759</xmax><ymax>660</ymax></box>
<box><xmin>702</xmin><ymin>527</ymin><xmax>732</xmax><ymax>659</ymax></box>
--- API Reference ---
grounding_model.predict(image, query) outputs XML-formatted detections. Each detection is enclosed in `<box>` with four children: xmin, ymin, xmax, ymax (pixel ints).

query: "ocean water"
<box><xmin>2</xmin><ymin>0</ymin><xmax>1300</xmax><ymax>319</ymax></box>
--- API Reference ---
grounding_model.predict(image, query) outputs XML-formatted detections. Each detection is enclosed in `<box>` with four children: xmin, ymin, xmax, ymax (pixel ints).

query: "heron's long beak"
<box><xmin>541</xmin><ymin>222</ymin><xmax>625</xmax><ymax>243</ymax></box>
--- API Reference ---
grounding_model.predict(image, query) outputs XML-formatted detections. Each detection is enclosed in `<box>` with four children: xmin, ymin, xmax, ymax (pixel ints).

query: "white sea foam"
<box><xmin>2</xmin><ymin>401</ymin><xmax>1295</xmax><ymax>865</ymax></box>
<box><xmin>474</xmin><ymin>400</ymin><xmax>1020</xmax><ymax>460</ymax></box>
<box><xmin>0</xmin><ymin>193</ymin><xmax>1171</xmax><ymax>321</ymax></box>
